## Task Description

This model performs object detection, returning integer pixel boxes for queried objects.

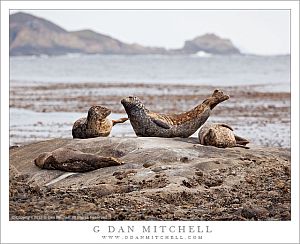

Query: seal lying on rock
[198,123,250,149]
[72,105,128,139]
[34,148,123,172]
[121,90,229,138]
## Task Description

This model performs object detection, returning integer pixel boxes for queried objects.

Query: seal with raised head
[34,147,123,172]
[72,105,128,139]
[121,89,229,138]
[198,123,250,149]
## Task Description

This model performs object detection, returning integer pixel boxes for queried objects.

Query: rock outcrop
[181,33,240,55]
[10,137,290,220]
[10,12,240,56]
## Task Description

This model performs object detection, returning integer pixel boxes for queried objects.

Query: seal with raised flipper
[121,89,229,138]
[72,105,128,139]
[34,147,123,172]
[198,123,250,149]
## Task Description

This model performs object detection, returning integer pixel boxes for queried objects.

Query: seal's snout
[224,94,230,100]
[121,97,127,105]
[121,98,129,107]
[88,105,111,118]
[121,97,133,111]
[223,94,230,100]
[121,96,145,114]
[99,107,111,118]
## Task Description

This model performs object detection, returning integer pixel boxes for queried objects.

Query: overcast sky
[11,10,290,55]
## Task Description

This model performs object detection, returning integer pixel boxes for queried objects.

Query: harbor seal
[121,89,229,138]
[34,147,123,172]
[72,105,128,139]
[198,123,250,149]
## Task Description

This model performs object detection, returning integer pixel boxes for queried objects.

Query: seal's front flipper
[112,117,128,126]
[219,123,233,131]
[235,135,249,146]
[150,117,171,129]
[234,145,250,149]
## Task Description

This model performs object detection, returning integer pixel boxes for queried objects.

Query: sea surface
[10,54,290,92]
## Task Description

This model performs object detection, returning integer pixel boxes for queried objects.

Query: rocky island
[10,12,241,56]
[178,33,240,55]
[10,137,290,221]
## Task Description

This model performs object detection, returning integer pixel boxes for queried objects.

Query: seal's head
[212,89,230,102]
[88,105,111,120]
[34,152,51,168]
[205,128,217,144]
[121,96,146,114]
[199,123,236,148]
[203,89,230,109]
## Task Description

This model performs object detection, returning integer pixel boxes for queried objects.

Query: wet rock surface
[9,137,291,221]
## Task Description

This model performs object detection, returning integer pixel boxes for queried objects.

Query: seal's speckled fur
[72,105,128,139]
[34,148,123,172]
[121,90,229,138]
[199,123,249,149]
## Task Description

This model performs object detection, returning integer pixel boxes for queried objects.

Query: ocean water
[10,54,290,92]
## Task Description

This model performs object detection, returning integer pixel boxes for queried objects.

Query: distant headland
[10,12,241,56]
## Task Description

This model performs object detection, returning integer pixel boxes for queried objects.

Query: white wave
[192,51,212,58]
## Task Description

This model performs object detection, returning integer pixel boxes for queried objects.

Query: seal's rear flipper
[235,135,250,146]
[112,117,128,126]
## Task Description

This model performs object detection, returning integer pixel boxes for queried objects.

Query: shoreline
[10,81,290,113]
[9,81,291,148]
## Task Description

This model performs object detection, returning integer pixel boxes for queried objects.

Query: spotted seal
[72,105,128,139]
[198,123,250,149]
[34,147,123,172]
[121,89,229,138]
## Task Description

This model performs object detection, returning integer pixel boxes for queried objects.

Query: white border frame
[1,1,299,243]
